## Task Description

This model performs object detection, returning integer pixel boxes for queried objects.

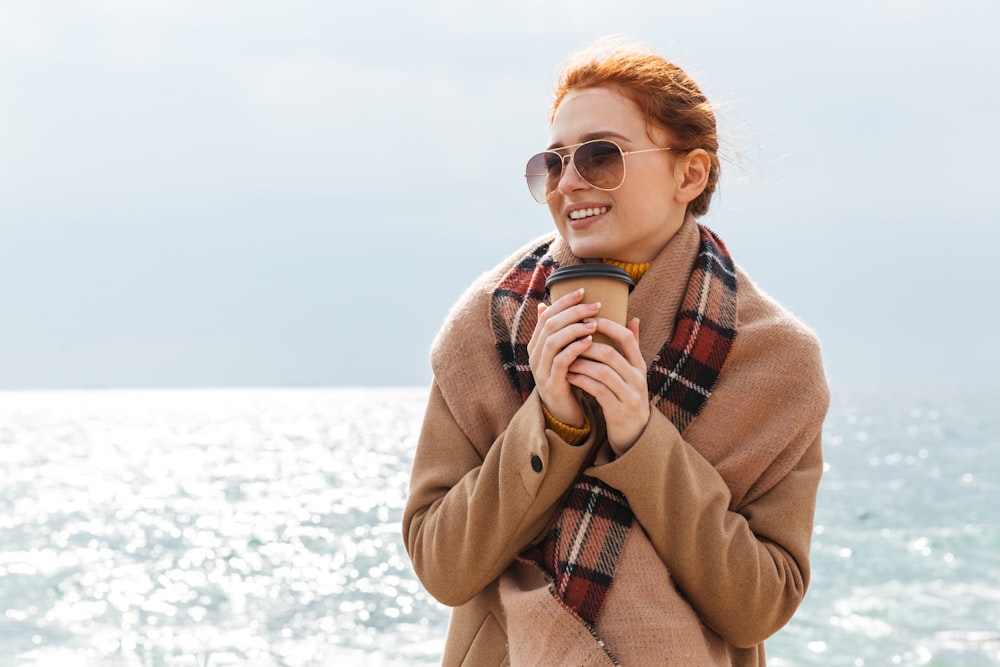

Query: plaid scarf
[490,225,738,639]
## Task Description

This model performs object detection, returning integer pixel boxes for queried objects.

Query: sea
[0,385,997,667]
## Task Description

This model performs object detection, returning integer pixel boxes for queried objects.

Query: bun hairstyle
[552,41,721,218]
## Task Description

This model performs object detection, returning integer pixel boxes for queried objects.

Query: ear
[673,149,711,205]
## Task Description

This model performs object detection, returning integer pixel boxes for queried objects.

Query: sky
[1,0,998,391]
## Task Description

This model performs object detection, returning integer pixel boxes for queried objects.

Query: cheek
[618,191,668,235]
[547,201,564,225]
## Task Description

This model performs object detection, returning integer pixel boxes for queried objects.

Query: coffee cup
[545,264,634,346]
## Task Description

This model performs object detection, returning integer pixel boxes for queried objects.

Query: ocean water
[0,386,997,666]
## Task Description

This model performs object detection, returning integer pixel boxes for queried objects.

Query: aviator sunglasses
[524,139,672,203]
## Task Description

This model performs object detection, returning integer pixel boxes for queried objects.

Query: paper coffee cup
[545,264,634,346]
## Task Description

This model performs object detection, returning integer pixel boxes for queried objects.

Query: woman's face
[546,86,687,263]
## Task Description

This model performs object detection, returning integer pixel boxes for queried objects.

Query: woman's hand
[527,288,600,428]
[567,317,649,456]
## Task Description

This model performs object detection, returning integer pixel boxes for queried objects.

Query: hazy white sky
[2,0,997,390]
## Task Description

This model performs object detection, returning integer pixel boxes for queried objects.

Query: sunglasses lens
[525,151,562,203]
[574,140,625,190]
[524,141,626,203]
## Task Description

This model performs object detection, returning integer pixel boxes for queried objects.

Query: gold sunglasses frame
[525,139,672,203]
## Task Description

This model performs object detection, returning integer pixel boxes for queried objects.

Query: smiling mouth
[568,206,609,221]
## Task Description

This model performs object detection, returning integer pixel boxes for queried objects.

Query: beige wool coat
[403,219,830,666]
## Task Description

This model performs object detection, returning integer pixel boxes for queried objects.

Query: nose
[556,153,589,194]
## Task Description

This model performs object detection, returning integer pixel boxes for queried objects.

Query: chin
[564,236,611,261]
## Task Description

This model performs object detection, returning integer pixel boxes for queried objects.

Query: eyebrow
[547,131,630,151]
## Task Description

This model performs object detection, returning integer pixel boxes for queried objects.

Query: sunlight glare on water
[767,385,1000,667]
[0,388,446,667]
[1,385,998,666]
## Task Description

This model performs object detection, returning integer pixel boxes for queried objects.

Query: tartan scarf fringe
[490,225,737,644]
[521,476,632,630]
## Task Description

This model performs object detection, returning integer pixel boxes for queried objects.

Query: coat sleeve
[590,407,824,649]
[402,380,596,607]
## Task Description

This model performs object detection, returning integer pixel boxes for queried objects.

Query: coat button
[530,454,543,473]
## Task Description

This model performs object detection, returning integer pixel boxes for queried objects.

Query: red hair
[552,43,720,217]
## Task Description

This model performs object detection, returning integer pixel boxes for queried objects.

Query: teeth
[569,207,608,220]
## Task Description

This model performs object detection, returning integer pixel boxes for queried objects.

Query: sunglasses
[524,139,672,204]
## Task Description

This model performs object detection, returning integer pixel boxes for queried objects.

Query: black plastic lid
[545,264,634,290]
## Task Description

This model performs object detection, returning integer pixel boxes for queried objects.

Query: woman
[403,41,829,666]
